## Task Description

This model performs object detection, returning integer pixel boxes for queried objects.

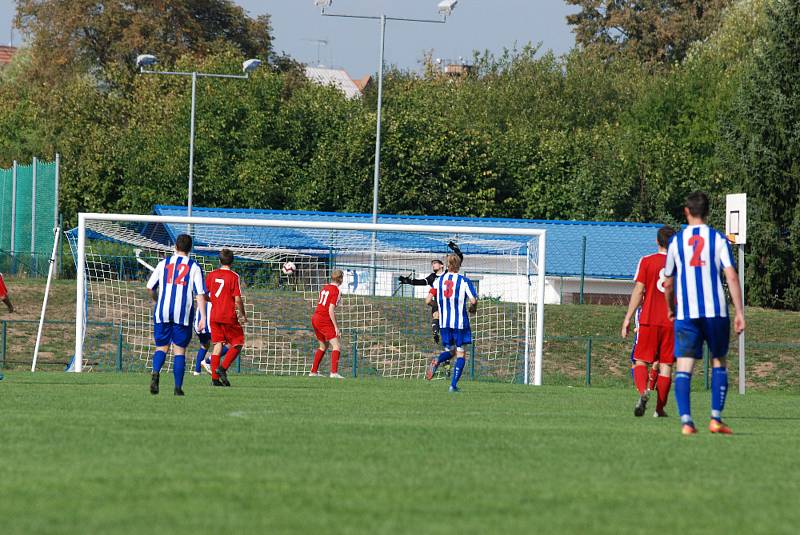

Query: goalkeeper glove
[398,275,412,285]
[448,241,462,255]
[468,302,477,314]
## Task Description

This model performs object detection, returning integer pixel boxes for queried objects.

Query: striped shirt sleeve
[664,237,678,278]
[146,260,163,289]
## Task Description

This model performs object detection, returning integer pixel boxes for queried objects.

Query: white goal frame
[73,212,547,384]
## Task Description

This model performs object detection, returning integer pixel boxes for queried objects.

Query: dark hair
[175,234,193,254]
[219,248,234,266]
[685,191,709,219]
[657,225,676,248]
[431,259,444,267]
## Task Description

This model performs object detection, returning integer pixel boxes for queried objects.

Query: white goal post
[72,212,546,384]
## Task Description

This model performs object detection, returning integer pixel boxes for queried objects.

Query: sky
[0,1,578,76]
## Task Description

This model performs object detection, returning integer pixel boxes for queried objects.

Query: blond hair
[331,269,344,284]
[447,254,461,273]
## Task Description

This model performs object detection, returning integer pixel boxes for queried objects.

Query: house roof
[0,46,17,66]
[153,206,662,280]
[304,66,363,99]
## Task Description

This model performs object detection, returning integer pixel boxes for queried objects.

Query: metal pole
[32,226,60,372]
[369,15,387,296]
[10,160,16,266]
[54,153,60,232]
[524,242,531,385]
[74,214,86,372]
[534,231,547,386]
[31,156,37,263]
[373,15,386,226]
[738,244,745,394]
[188,72,197,219]
[579,236,587,304]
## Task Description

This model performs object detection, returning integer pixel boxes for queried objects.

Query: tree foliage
[3,0,799,307]
[566,0,734,64]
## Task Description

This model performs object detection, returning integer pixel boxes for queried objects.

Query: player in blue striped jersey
[424,254,477,392]
[663,192,745,435]
[146,234,207,396]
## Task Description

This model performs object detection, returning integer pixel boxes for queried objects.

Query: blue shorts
[440,327,472,350]
[154,322,193,349]
[196,332,211,347]
[674,317,730,359]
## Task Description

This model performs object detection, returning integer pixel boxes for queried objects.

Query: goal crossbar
[73,212,547,384]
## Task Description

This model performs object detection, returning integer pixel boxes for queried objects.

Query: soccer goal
[67,212,546,384]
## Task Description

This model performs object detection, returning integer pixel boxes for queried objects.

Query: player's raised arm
[145,260,161,303]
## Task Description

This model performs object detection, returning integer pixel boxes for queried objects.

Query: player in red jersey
[0,272,13,313]
[309,270,344,379]
[205,249,247,387]
[622,225,676,417]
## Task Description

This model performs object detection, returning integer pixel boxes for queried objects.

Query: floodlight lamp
[437,0,458,16]
[136,54,157,68]
[243,59,262,73]
[314,0,333,9]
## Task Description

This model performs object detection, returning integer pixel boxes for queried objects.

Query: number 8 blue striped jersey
[434,272,477,331]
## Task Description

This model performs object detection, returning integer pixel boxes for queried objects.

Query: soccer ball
[281,262,297,275]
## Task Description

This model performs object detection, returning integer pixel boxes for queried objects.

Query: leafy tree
[719,0,800,308]
[566,0,733,64]
[15,0,273,82]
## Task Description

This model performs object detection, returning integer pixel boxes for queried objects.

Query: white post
[74,214,87,372]
[31,156,37,259]
[524,242,531,385]
[54,154,60,232]
[188,72,197,219]
[534,230,547,386]
[738,244,745,394]
[369,15,387,296]
[10,160,16,262]
[32,226,60,372]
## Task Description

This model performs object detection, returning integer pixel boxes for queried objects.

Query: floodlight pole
[321,9,448,294]
[138,67,252,220]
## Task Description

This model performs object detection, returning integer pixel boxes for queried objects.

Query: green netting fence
[0,156,60,276]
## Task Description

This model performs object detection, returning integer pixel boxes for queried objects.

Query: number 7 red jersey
[313,284,340,318]
[206,268,242,324]
[634,252,671,327]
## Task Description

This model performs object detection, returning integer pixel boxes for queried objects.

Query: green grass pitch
[1,372,798,534]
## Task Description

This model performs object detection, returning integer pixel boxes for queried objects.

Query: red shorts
[312,314,337,342]
[210,321,245,346]
[634,324,674,364]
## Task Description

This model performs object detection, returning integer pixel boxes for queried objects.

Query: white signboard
[725,193,747,245]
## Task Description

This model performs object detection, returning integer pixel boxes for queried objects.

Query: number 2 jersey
[633,252,671,327]
[665,224,734,320]
[433,272,477,331]
[146,254,206,326]
[206,269,242,324]
[313,283,340,321]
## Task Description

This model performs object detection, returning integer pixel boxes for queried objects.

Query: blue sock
[173,355,186,389]
[221,345,229,358]
[674,371,693,425]
[451,357,465,389]
[194,347,207,373]
[711,367,728,421]
[152,350,167,373]
[436,351,453,367]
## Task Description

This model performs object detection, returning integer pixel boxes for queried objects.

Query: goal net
[67,213,546,384]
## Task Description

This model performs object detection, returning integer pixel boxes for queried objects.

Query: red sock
[211,353,221,380]
[656,375,672,413]
[633,365,648,395]
[311,349,325,373]
[648,366,659,391]
[331,350,341,374]
[221,347,241,370]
